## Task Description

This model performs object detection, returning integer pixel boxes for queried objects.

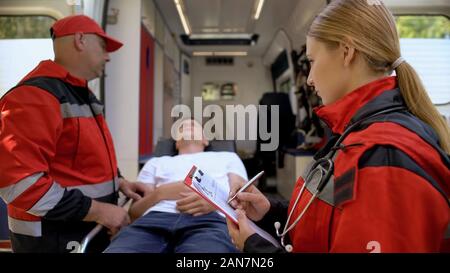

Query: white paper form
[184,165,281,248]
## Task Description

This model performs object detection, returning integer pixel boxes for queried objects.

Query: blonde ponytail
[308,0,450,153]
[396,62,450,153]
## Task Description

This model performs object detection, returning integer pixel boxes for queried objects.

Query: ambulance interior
[0,0,449,252]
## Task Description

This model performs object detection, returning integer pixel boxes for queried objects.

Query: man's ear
[73,32,86,52]
[340,40,356,67]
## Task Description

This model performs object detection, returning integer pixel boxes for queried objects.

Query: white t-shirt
[137,151,248,216]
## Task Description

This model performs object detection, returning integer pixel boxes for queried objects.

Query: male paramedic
[0,15,150,253]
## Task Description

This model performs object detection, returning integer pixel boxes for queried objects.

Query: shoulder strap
[358,111,450,170]
[2,77,100,106]
[357,111,450,206]
[2,77,70,102]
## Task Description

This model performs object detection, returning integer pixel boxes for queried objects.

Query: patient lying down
[104,119,248,253]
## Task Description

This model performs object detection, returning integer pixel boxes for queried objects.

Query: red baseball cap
[50,15,123,52]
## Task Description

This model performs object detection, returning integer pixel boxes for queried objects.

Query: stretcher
[77,195,131,253]
[77,139,237,253]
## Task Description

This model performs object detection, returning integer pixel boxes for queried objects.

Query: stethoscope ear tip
[285,244,293,252]
[274,221,281,230]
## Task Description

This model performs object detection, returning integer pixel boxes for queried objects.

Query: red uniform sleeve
[330,167,449,253]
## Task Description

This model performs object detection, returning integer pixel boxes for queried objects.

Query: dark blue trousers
[104,211,239,253]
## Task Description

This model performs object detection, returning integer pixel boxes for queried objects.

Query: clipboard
[184,165,280,248]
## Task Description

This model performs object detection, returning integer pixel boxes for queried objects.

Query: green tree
[395,16,450,39]
[0,16,55,39]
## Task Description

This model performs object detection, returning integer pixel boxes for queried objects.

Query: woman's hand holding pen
[226,173,271,251]
[227,173,270,221]
[226,209,255,251]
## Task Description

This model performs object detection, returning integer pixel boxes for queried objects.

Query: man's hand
[119,178,153,201]
[226,209,256,251]
[84,200,130,236]
[176,191,215,216]
[128,181,184,221]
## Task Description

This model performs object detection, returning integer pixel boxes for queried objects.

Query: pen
[227,171,264,204]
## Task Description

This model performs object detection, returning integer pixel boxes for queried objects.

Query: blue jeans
[104,211,239,253]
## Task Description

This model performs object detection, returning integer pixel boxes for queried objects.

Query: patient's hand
[176,191,215,216]
[128,181,188,221]
[157,181,191,200]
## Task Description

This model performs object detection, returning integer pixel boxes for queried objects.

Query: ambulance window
[0,16,56,97]
[395,15,450,105]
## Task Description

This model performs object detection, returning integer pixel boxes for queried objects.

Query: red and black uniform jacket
[245,76,450,253]
[0,60,120,252]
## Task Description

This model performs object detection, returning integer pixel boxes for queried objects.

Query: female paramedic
[227,0,450,253]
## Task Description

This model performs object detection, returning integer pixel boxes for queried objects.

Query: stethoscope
[274,106,406,252]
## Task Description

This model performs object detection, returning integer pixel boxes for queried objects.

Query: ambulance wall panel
[190,56,272,155]
[105,0,141,179]
[139,26,155,159]
[153,43,164,147]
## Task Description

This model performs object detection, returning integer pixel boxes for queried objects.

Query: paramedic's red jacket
[245,76,450,253]
[0,60,119,252]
